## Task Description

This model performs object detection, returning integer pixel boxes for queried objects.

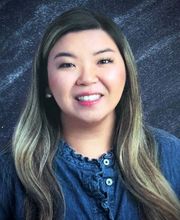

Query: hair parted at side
[12,7,180,220]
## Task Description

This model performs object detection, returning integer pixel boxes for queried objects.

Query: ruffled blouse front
[54,140,139,220]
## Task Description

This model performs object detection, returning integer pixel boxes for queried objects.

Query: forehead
[49,29,119,54]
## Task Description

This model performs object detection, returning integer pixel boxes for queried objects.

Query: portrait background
[1,0,180,147]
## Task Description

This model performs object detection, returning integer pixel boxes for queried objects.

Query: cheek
[47,70,65,96]
[47,62,64,92]
[48,74,60,93]
[104,66,126,89]
[48,71,77,99]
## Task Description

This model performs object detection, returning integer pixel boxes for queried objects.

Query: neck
[61,114,115,159]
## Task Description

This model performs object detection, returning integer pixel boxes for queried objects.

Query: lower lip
[76,97,102,106]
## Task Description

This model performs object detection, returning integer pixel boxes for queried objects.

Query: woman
[0,7,179,220]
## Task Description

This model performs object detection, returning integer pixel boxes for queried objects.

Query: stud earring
[45,93,52,98]
[45,88,52,98]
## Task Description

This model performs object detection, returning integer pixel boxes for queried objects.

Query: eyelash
[97,58,113,64]
[58,63,75,69]
[57,58,114,69]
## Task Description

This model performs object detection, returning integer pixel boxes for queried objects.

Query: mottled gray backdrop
[0,0,180,147]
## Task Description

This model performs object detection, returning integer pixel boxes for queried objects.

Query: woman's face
[47,29,126,126]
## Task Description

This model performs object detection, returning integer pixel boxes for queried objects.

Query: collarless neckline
[56,139,115,169]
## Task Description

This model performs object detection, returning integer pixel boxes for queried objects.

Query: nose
[76,65,98,86]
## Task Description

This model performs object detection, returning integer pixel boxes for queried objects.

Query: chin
[77,113,114,125]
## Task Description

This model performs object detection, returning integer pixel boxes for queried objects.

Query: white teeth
[77,94,101,101]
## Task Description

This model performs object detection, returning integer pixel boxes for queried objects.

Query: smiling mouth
[76,94,102,101]
[75,93,103,106]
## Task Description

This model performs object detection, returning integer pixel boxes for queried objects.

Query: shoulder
[148,126,180,196]
[0,147,15,216]
[0,146,15,184]
[0,146,18,194]
[148,126,180,147]
[148,126,180,164]
[0,146,25,218]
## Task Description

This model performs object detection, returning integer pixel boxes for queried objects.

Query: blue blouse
[0,127,180,220]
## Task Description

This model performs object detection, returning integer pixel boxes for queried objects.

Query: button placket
[87,151,115,216]
[102,158,114,188]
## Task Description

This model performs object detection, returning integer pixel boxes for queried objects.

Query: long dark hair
[12,7,180,220]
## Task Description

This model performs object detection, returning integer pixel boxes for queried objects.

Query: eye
[58,63,75,69]
[97,58,113,65]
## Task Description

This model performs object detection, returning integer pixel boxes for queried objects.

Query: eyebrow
[54,48,115,60]
[93,48,115,55]
[54,52,77,60]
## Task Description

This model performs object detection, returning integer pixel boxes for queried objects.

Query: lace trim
[56,139,114,169]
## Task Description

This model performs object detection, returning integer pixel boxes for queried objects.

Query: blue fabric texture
[0,127,180,220]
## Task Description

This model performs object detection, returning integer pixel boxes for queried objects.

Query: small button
[103,159,110,166]
[106,178,113,186]
[101,200,108,209]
